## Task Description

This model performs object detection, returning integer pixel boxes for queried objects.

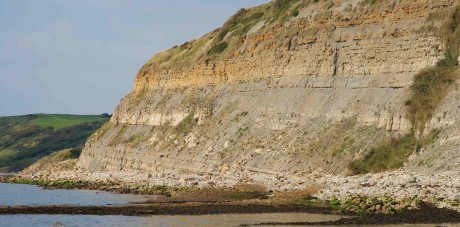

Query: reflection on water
[0,213,345,227]
[0,183,347,226]
[0,183,156,206]
[1,214,459,227]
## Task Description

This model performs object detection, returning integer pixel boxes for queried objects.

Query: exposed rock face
[408,78,460,172]
[78,0,459,186]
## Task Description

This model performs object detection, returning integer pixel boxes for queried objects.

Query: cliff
[77,0,460,188]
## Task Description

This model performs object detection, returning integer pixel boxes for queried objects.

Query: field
[32,114,108,130]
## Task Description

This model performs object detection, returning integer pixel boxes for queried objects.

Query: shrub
[292,9,300,17]
[347,131,440,175]
[217,29,229,41]
[68,146,83,158]
[406,67,459,133]
[348,135,418,174]
[207,42,228,56]
[347,160,368,175]
[270,0,303,22]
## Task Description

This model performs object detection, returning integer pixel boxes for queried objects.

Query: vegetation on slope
[174,113,198,136]
[347,131,440,174]
[348,6,460,175]
[363,0,379,5]
[0,114,109,172]
[142,0,307,70]
[406,6,460,134]
[21,148,82,174]
[406,67,460,134]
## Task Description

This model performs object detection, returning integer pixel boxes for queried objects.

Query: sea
[0,183,458,227]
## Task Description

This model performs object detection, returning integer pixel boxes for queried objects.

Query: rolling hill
[0,114,109,172]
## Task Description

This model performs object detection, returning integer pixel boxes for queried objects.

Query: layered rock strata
[78,0,459,187]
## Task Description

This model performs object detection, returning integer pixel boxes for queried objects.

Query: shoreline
[17,168,460,204]
[4,171,460,212]
[1,203,460,226]
[0,175,171,196]
[2,176,460,225]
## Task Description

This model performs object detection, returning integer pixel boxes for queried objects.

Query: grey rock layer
[76,0,460,188]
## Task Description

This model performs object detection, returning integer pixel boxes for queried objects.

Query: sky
[0,0,270,116]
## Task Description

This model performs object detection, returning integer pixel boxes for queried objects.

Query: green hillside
[0,114,110,172]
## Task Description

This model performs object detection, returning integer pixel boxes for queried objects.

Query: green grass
[221,9,264,36]
[33,114,108,130]
[174,113,197,136]
[348,135,418,174]
[363,0,378,5]
[1,177,171,196]
[406,67,459,133]
[270,0,304,22]
[207,42,229,56]
[124,133,148,148]
[0,114,109,172]
[348,130,440,175]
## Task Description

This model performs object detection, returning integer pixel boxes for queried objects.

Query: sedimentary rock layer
[78,0,459,186]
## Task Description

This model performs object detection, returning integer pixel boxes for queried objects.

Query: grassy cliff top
[139,0,443,74]
[141,0,306,71]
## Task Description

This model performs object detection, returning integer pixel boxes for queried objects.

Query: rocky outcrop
[77,0,460,187]
[21,149,78,177]
[315,170,460,212]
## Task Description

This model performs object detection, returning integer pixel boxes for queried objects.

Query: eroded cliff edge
[77,0,460,188]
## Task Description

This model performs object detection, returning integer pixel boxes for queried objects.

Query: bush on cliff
[207,42,228,56]
[348,135,418,174]
[348,130,440,175]
[406,67,459,134]
[406,6,460,135]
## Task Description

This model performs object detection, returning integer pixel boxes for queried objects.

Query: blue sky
[0,0,270,116]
